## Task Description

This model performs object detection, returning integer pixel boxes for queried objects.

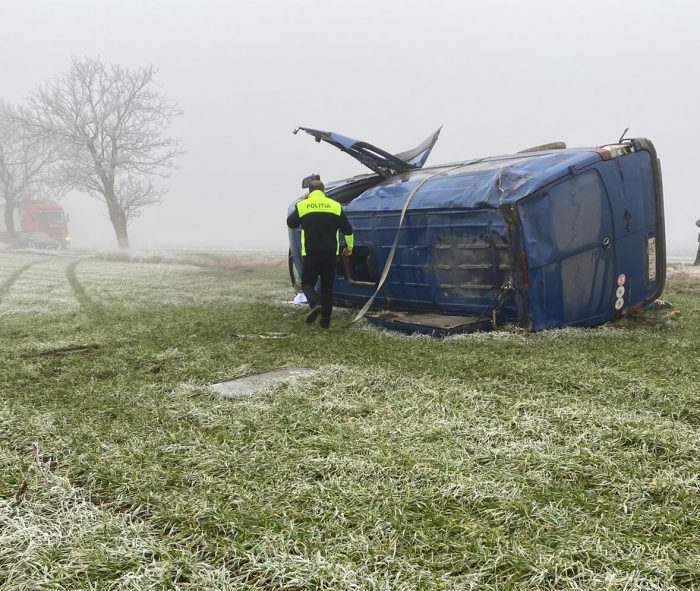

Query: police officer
[695,219,700,266]
[286,180,354,328]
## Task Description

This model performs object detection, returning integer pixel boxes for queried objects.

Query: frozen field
[0,250,699,590]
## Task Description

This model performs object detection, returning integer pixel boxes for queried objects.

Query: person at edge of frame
[286,179,354,328]
[695,219,700,266]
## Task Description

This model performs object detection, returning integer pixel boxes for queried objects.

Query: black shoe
[319,321,330,329]
[305,305,322,325]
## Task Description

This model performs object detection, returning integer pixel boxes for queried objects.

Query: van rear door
[593,141,665,307]
[515,169,619,329]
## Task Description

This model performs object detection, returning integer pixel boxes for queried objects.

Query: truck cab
[18,201,70,249]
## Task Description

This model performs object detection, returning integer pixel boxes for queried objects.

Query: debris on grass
[210,367,315,397]
[33,343,100,357]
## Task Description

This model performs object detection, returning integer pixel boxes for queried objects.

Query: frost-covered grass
[0,258,82,317]
[0,251,699,590]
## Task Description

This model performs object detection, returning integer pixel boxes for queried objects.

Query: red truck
[0,200,70,248]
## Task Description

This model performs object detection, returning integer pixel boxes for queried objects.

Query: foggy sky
[1,0,699,255]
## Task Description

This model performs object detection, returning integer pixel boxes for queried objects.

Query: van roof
[345,147,603,212]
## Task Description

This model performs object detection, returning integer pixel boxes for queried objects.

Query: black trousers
[301,254,337,326]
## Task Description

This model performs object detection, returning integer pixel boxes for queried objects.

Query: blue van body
[288,130,665,334]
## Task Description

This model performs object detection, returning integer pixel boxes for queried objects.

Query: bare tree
[17,57,182,248]
[0,101,58,237]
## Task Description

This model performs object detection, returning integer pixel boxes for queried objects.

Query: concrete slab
[210,367,314,397]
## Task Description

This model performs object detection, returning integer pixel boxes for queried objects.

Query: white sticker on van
[616,286,625,299]
[647,237,656,280]
[615,298,625,310]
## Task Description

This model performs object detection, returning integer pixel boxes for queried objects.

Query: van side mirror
[301,174,320,189]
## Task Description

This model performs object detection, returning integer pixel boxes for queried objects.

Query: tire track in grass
[0,261,39,302]
[66,260,103,315]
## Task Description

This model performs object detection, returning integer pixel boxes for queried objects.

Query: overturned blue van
[288,127,665,334]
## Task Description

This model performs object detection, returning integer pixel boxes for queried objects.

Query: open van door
[293,126,442,177]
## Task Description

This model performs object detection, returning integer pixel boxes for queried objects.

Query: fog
[1,0,699,256]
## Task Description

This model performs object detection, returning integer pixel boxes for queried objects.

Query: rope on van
[349,162,474,324]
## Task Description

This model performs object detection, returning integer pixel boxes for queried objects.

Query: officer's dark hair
[309,180,325,192]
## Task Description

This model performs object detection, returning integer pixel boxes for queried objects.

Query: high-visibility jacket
[286,190,354,256]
